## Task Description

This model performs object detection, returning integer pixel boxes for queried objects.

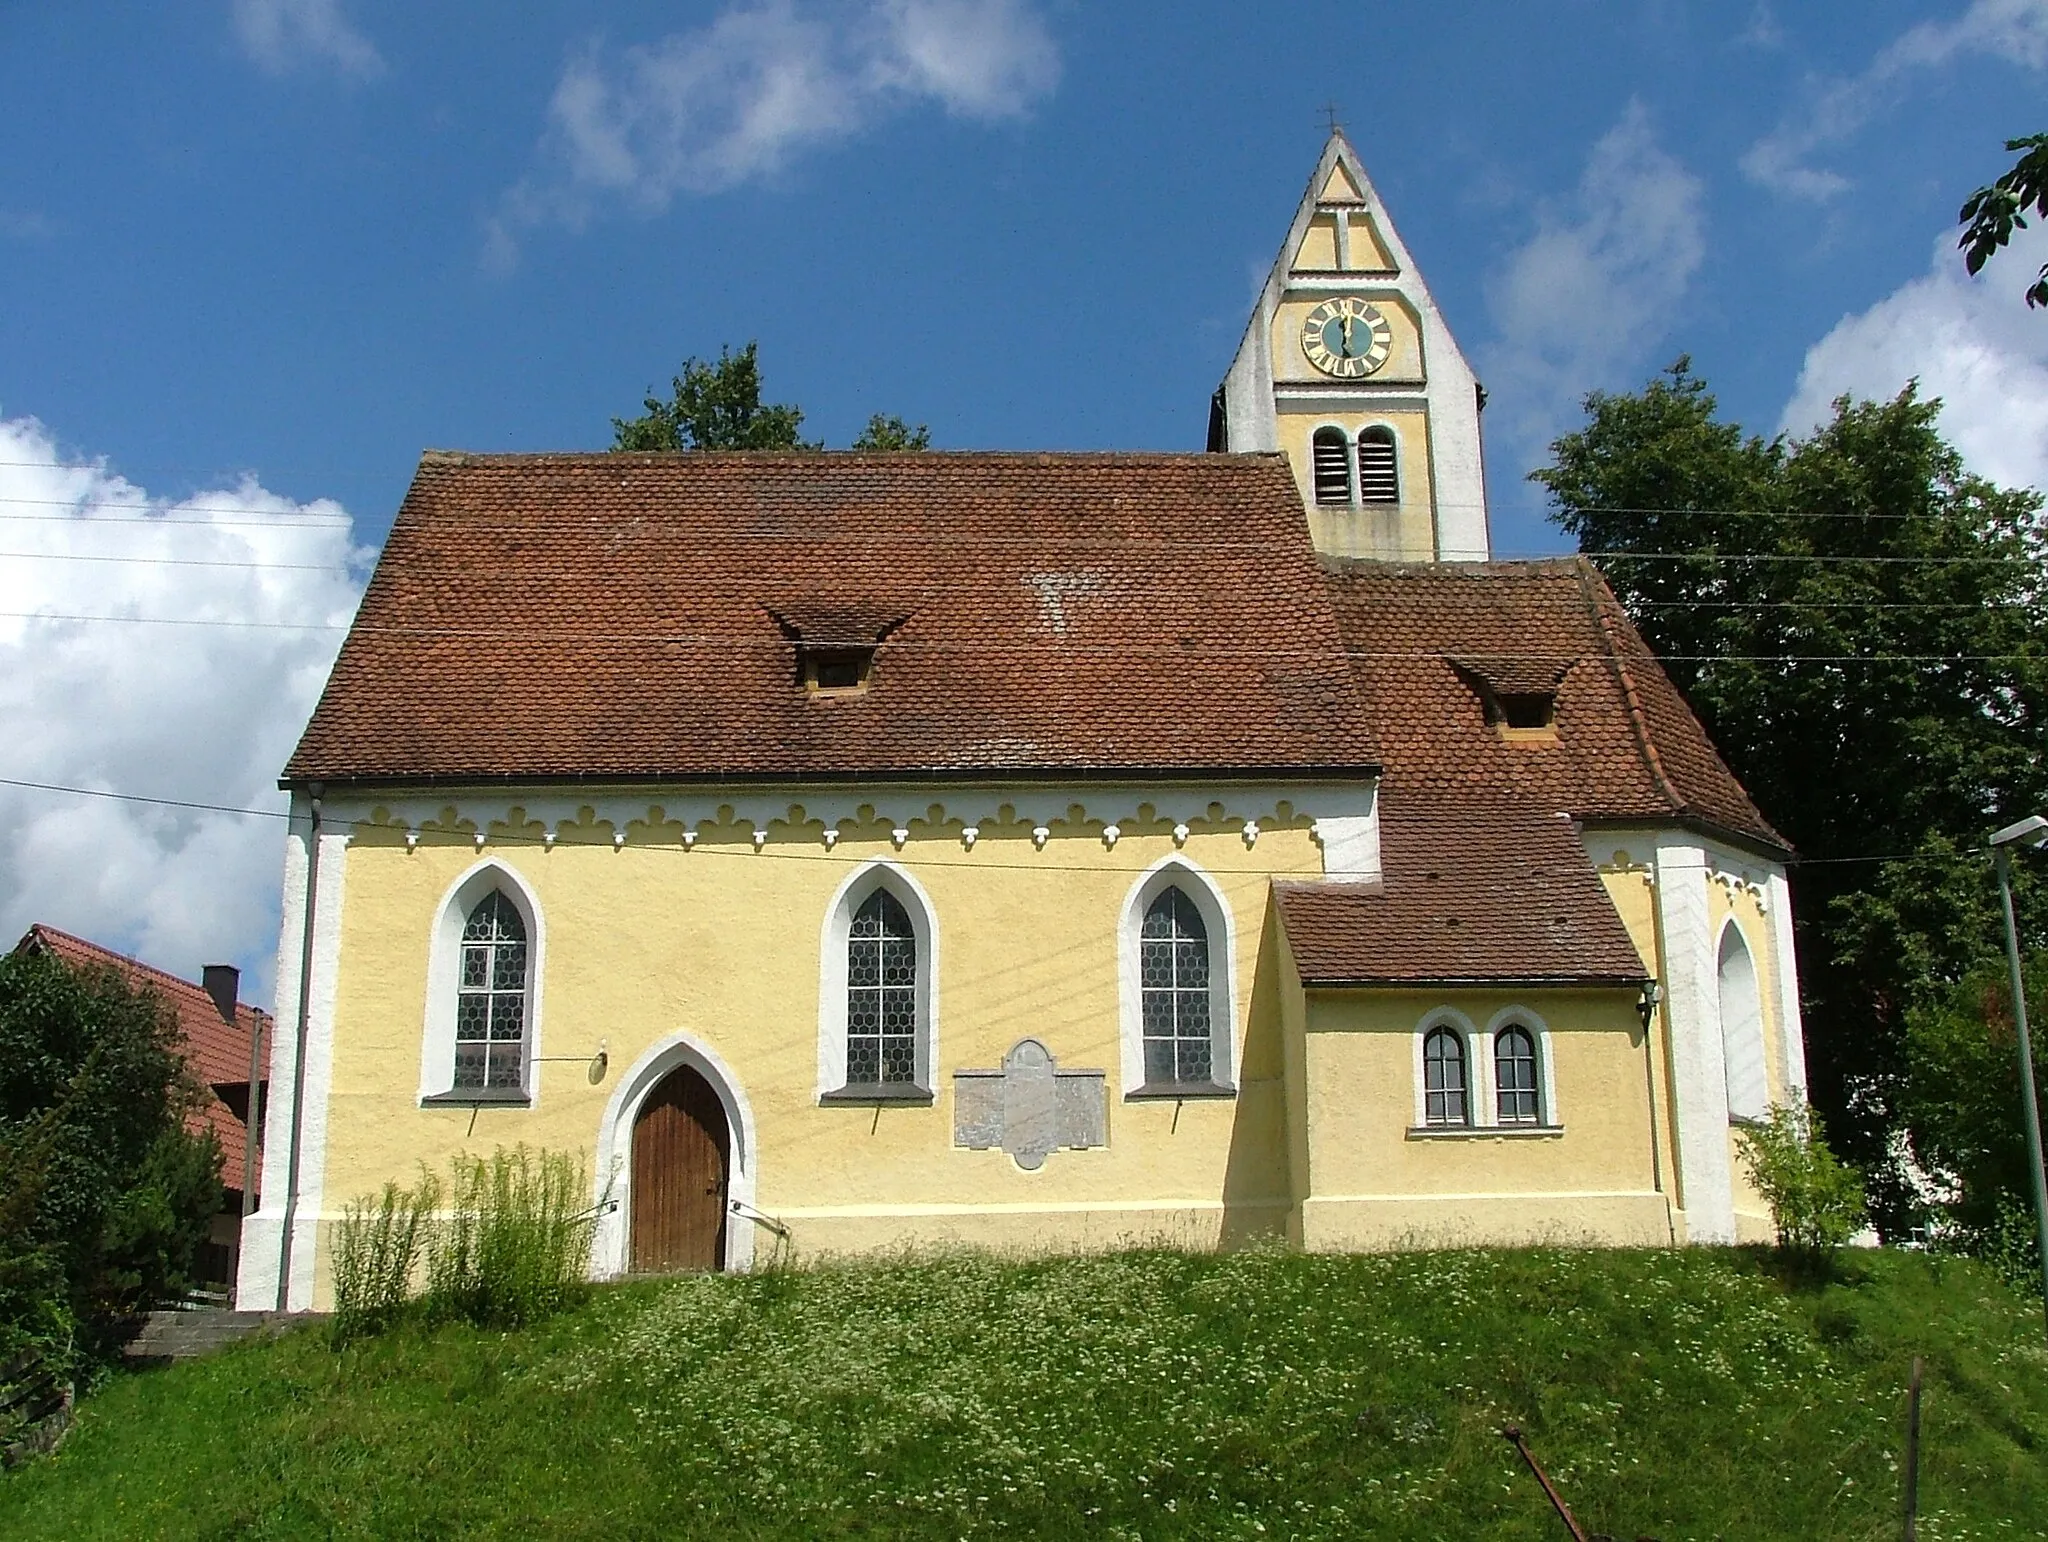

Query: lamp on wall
[1636,980,1663,1033]
[532,1037,609,1085]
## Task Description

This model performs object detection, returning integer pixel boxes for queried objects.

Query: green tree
[850,413,931,451]
[0,951,222,1362]
[611,341,818,452]
[1900,951,2048,1244]
[1534,362,2048,1227]
[1959,134,2048,309]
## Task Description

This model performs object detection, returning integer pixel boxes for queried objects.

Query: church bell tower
[1211,132,1490,562]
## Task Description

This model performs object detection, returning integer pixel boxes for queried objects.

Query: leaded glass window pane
[1423,1027,1468,1126]
[847,889,918,1086]
[1140,888,1216,1088]
[1495,1026,1539,1125]
[453,891,528,1090]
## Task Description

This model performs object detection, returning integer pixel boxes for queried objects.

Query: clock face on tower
[1301,297,1393,378]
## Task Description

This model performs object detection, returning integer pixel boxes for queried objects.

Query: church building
[238,135,1805,1312]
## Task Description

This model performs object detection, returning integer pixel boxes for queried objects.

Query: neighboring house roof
[286,451,1381,786]
[1321,557,1784,854]
[14,925,266,1195]
[1273,801,1649,987]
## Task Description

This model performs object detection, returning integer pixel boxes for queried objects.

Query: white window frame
[816,859,939,1099]
[1412,1008,1480,1127]
[418,858,544,1104]
[1484,1006,1559,1128]
[1717,919,1770,1123]
[1118,856,1238,1097]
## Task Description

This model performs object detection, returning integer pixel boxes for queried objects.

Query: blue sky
[3,0,2047,990]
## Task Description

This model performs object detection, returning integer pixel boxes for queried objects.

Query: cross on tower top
[1320,104,1344,138]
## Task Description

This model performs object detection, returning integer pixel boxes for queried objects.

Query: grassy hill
[1,1246,2043,1539]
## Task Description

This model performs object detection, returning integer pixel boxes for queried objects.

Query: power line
[1,610,2041,663]
[1,540,2041,573]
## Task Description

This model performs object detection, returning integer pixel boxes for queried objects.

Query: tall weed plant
[1736,1102,1867,1256]
[328,1146,597,1344]
[426,1146,594,1330]
[331,1175,439,1344]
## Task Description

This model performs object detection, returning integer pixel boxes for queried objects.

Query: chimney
[201,964,240,1026]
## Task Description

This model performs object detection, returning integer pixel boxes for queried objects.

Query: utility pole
[1990,814,2048,1335]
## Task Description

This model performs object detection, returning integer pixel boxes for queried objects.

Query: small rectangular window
[1500,693,1554,730]
[804,647,873,693]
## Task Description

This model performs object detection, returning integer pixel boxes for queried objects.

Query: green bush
[426,1146,594,1330]
[331,1174,439,1344]
[1736,1102,1868,1255]
[0,951,222,1369]
[331,1146,598,1343]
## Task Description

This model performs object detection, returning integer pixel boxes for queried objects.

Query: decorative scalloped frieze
[325,782,1382,878]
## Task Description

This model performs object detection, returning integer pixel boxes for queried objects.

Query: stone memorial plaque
[953,1039,1107,1169]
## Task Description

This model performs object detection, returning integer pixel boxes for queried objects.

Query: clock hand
[1340,313,1355,355]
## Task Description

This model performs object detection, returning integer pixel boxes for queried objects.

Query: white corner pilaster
[234,795,347,1312]
[1764,866,1809,1104]
[1652,837,1735,1243]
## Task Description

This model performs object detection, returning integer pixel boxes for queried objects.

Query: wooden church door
[629,1064,730,1272]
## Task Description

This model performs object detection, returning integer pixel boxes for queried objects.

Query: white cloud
[1743,0,2048,199]
[1780,221,2048,496]
[1736,3,1786,51]
[1482,102,1707,476]
[488,0,1058,263]
[0,414,368,1005]
[230,0,384,79]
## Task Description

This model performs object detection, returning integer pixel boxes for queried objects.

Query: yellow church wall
[1293,215,1339,271]
[1292,989,1670,1250]
[1344,211,1396,272]
[1592,859,1684,1239]
[303,808,1324,1305]
[1276,405,1436,561]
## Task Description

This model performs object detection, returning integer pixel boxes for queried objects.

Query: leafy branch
[1958,133,2048,309]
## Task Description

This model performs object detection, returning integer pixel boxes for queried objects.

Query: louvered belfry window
[455,891,527,1090]
[848,889,918,1085]
[1357,426,1399,503]
[1311,427,1353,506]
[1423,1026,1468,1126]
[1140,888,1213,1085]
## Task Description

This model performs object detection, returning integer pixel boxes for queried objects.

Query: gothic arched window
[1494,1024,1540,1125]
[1311,427,1353,506]
[848,889,919,1086]
[1140,888,1213,1085]
[1719,923,1769,1122]
[455,891,528,1090]
[1422,1025,1468,1126]
[1357,426,1399,503]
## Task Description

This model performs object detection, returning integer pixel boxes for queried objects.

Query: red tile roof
[1275,800,1649,986]
[286,451,1381,785]
[14,925,266,1195]
[1322,557,1783,853]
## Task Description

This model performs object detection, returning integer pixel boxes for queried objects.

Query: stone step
[122,1309,304,1364]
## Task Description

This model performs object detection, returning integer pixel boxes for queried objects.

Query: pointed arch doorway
[629,1063,730,1273]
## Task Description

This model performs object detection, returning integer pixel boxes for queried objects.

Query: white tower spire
[1212,133,1490,562]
